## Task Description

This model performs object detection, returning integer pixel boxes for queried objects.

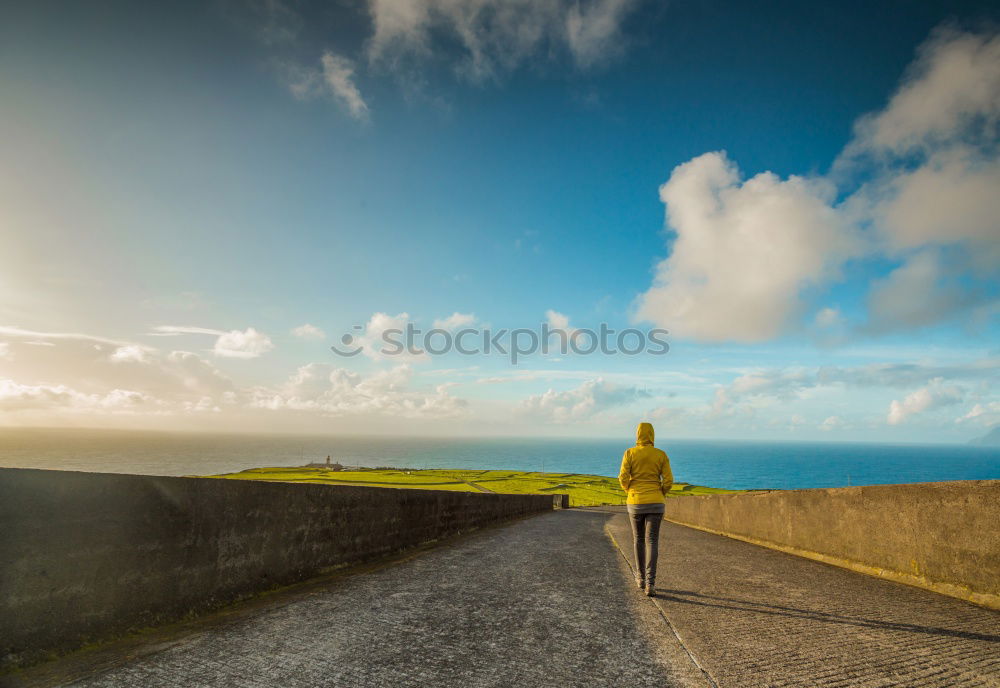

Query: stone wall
[0,468,553,670]
[663,480,1000,609]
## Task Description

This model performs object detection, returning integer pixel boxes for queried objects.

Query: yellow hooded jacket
[618,423,673,505]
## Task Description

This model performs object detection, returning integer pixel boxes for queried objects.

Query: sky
[0,0,998,442]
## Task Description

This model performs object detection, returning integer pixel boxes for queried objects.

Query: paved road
[54,511,704,688]
[607,514,1000,688]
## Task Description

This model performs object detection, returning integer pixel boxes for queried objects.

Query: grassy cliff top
[201,467,742,507]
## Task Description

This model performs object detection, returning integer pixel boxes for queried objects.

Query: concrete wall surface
[0,468,552,670]
[664,480,1000,610]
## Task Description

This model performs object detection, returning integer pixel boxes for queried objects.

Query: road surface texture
[606,513,1000,688]
[34,510,704,688]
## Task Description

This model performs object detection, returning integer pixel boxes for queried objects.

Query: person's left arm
[618,450,632,492]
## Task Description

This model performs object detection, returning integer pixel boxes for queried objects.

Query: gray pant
[629,512,662,585]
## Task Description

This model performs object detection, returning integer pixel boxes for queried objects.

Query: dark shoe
[636,577,646,591]
[646,582,656,597]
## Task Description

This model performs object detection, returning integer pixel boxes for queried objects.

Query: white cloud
[349,312,428,361]
[319,52,369,120]
[109,345,148,363]
[545,309,572,331]
[0,379,154,413]
[636,28,1000,341]
[152,325,274,359]
[163,351,234,396]
[252,363,467,418]
[287,51,369,120]
[845,29,1000,331]
[476,373,540,385]
[867,150,1000,254]
[728,369,812,400]
[706,359,998,426]
[0,342,9,359]
[565,0,636,69]
[956,402,1000,427]
[816,358,1000,389]
[543,309,586,352]
[0,325,140,348]
[213,328,274,359]
[150,325,225,337]
[845,29,1000,157]
[0,327,235,410]
[433,312,476,330]
[519,377,650,422]
[366,0,639,82]
[635,152,855,342]
[865,251,975,332]
[820,415,843,431]
[886,378,964,425]
[291,323,326,340]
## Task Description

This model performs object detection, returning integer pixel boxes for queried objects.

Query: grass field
[202,466,742,507]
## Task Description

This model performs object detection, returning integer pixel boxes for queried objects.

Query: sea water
[0,428,997,490]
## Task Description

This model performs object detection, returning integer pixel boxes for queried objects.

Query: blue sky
[0,0,998,442]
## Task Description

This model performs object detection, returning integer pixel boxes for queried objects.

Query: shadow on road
[654,589,1000,643]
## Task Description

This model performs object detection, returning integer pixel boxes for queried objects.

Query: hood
[636,422,655,446]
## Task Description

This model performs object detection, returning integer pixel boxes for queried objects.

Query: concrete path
[48,511,704,688]
[607,514,1000,688]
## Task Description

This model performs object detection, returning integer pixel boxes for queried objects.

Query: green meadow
[202,467,741,507]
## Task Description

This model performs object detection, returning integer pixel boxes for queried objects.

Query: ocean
[0,428,997,490]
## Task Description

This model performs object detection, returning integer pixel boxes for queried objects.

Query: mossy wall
[664,480,1000,609]
[0,468,552,670]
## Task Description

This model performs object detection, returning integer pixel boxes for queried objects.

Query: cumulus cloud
[706,358,998,425]
[956,402,1000,427]
[545,309,573,331]
[543,309,587,352]
[433,312,476,330]
[0,323,240,424]
[845,29,1000,158]
[820,415,844,431]
[366,0,640,82]
[152,325,274,359]
[213,328,274,359]
[345,312,428,361]
[864,151,1000,254]
[886,378,964,425]
[252,363,467,418]
[109,345,149,363]
[865,251,978,331]
[635,152,855,341]
[0,323,471,425]
[729,358,999,395]
[0,379,154,414]
[519,377,650,422]
[291,323,326,340]
[163,351,235,397]
[845,29,1000,331]
[634,28,1000,342]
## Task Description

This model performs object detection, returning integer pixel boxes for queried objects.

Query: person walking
[618,422,673,597]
